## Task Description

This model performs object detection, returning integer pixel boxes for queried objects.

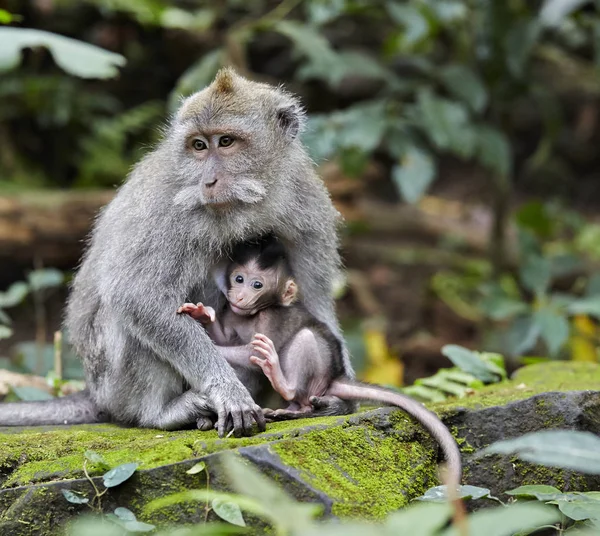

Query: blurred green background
[1,0,600,399]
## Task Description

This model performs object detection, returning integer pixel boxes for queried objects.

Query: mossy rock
[1,361,599,535]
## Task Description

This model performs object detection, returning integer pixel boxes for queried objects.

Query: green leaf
[386,4,430,48]
[0,282,29,308]
[61,489,89,504]
[475,124,512,178]
[505,484,562,500]
[520,255,551,298]
[168,49,223,112]
[481,430,600,474]
[222,453,321,532]
[587,274,600,296]
[114,507,136,522]
[392,145,437,203]
[0,28,126,78]
[0,325,13,339]
[402,384,448,403]
[0,10,16,24]
[558,500,600,522]
[534,308,569,356]
[481,296,529,321]
[102,462,139,488]
[385,502,452,532]
[418,375,472,398]
[506,314,541,356]
[540,0,589,28]
[505,20,542,77]
[306,0,346,26]
[84,450,110,469]
[123,520,156,533]
[440,65,488,114]
[12,386,54,401]
[186,461,206,475]
[27,268,64,291]
[441,345,500,383]
[568,296,600,319]
[515,201,554,238]
[417,89,475,158]
[417,484,491,502]
[212,498,246,527]
[442,502,561,536]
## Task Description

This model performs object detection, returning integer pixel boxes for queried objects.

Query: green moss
[272,415,438,519]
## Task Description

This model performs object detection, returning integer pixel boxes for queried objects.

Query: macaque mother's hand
[207,380,266,437]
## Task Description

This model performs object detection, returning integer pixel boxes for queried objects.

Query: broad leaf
[385,502,452,532]
[102,462,139,488]
[520,255,551,297]
[12,386,53,401]
[506,314,541,356]
[186,461,206,475]
[441,345,500,383]
[122,520,155,533]
[0,28,125,78]
[558,500,600,522]
[61,489,89,504]
[386,4,430,48]
[505,20,542,77]
[114,507,136,522]
[440,65,488,113]
[475,125,512,178]
[0,282,29,308]
[481,430,600,474]
[534,308,570,356]
[0,325,13,339]
[442,502,560,536]
[212,498,246,527]
[84,450,110,469]
[540,0,589,28]
[568,296,600,319]
[505,484,562,500]
[392,145,437,203]
[417,484,491,502]
[168,49,223,112]
[27,268,64,291]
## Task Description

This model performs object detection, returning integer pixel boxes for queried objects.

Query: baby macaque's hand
[251,333,295,401]
[176,302,216,324]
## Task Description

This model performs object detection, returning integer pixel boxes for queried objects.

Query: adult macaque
[178,238,462,486]
[0,69,354,436]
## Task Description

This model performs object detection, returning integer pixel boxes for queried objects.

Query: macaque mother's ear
[276,103,305,140]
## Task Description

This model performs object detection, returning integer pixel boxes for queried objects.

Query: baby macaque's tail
[0,390,105,426]
[328,379,462,489]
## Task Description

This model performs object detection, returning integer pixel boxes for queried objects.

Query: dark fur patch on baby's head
[213,68,235,94]
[230,235,291,274]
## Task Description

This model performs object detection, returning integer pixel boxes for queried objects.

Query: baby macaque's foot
[177,303,216,324]
[250,333,295,401]
[196,414,216,431]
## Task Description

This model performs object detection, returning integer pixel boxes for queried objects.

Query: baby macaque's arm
[177,303,257,368]
[250,333,297,402]
[177,303,229,345]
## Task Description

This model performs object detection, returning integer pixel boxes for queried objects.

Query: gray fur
[0,69,353,435]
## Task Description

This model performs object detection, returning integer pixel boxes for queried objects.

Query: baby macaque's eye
[235,275,244,284]
[252,281,263,290]
[192,138,207,151]
[218,136,234,147]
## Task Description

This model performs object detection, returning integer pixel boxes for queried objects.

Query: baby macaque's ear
[281,280,298,307]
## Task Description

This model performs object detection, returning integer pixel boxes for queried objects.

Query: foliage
[0,268,64,339]
[402,344,506,403]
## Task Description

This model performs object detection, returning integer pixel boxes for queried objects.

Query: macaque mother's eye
[252,281,263,289]
[192,139,206,151]
[235,275,244,283]
[219,136,234,147]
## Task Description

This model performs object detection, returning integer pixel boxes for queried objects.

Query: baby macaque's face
[227,260,281,316]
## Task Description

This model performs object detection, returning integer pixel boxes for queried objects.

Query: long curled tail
[328,379,462,488]
[0,390,105,426]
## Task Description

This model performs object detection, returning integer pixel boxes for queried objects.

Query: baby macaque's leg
[176,303,216,324]
[250,333,296,401]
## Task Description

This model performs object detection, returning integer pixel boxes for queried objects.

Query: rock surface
[1,361,599,535]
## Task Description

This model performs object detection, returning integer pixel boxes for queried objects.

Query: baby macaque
[178,239,461,486]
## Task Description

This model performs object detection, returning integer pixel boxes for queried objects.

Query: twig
[54,331,63,381]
